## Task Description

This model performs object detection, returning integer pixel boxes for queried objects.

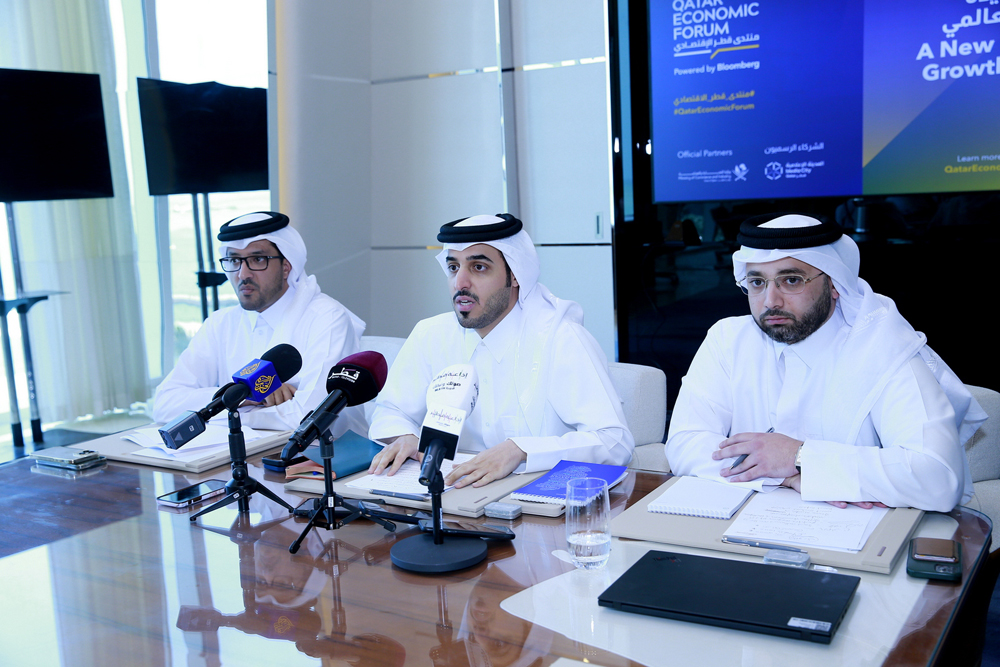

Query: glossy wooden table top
[0,455,990,667]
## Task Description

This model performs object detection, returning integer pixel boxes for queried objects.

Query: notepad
[647,476,755,519]
[510,459,628,505]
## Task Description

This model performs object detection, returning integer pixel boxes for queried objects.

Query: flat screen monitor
[0,68,114,202]
[137,78,268,196]
[648,0,1000,203]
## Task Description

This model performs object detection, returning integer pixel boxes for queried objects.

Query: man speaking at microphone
[153,211,367,434]
[368,214,634,488]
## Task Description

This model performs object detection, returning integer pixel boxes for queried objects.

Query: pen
[721,536,805,553]
[730,427,774,470]
[370,489,430,502]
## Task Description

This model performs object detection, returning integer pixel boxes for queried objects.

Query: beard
[237,273,284,312]
[756,279,834,344]
[454,284,513,331]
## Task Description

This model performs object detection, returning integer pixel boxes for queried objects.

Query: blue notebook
[302,430,383,479]
[510,459,628,504]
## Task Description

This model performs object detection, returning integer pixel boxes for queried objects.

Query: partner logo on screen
[734,164,748,181]
[764,162,783,180]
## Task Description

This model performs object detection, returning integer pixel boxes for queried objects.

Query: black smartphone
[156,480,227,508]
[417,519,515,540]
[906,537,961,582]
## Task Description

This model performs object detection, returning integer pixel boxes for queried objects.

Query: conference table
[0,451,991,667]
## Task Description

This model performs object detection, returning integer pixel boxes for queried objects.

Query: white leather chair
[359,335,407,424]
[359,335,406,370]
[607,362,668,460]
[962,384,1000,551]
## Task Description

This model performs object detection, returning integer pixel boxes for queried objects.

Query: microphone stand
[389,440,489,573]
[289,427,397,554]
[190,406,294,522]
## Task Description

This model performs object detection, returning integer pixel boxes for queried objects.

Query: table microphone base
[390,533,488,573]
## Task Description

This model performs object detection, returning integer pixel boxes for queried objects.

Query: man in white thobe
[368,214,634,488]
[666,213,985,511]
[153,211,367,435]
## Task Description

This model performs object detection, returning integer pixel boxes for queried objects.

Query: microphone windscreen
[325,351,388,406]
[260,343,302,381]
[223,382,249,410]
[425,364,479,413]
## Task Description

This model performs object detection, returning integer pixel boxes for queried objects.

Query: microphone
[417,364,479,485]
[280,351,389,461]
[158,344,303,449]
[220,343,304,410]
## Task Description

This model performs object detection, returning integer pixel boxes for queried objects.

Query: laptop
[598,550,860,644]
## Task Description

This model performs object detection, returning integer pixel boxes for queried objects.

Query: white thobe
[152,284,367,435]
[369,303,634,472]
[666,308,971,511]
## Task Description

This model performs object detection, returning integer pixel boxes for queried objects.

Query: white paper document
[346,452,476,496]
[123,423,262,462]
[723,487,888,552]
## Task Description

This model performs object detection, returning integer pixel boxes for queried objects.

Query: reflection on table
[0,456,989,667]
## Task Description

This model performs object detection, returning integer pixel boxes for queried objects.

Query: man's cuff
[798,440,864,502]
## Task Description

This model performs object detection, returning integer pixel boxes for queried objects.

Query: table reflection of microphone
[281,351,389,462]
[177,518,405,666]
[159,343,303,449]
[418,364,479,485]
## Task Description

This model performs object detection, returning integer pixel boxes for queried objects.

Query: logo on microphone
[328,367,361,383]
[255,375,275,394]
[238,361,261,377]
[428,408,462,426]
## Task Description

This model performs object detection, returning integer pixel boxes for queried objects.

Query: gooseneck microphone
[417,364,479,485]
[280,351,389,461]
[158,343,303,449]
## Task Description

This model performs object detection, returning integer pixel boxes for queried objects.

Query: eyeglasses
[219,255,283,272]
[737,271,825,296]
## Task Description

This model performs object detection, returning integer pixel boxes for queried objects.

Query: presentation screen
[137,78,268,196]
[0,68,114,203]
[649,0,1000,202]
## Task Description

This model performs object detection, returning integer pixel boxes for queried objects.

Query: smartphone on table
[156,480,227,508]
[906,537,962,582]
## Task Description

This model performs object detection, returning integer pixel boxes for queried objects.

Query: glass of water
[565,477,611,570]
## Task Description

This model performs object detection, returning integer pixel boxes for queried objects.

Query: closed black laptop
[598,550,860,644]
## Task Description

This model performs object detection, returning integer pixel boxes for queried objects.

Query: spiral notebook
[647,476,754,520]
[510,459,628,505]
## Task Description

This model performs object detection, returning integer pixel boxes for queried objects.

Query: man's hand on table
[444,439,526,488]
[369,434,420,476]
[782,474,889,510]
[714,431,801,481]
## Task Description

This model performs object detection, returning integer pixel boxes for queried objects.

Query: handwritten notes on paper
[724,488,888,552]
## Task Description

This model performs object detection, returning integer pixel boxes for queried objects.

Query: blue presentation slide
[649,0,864,202]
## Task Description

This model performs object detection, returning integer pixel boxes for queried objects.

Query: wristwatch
[794,443,804,473]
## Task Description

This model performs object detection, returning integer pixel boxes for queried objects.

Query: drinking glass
[565,477,611,570]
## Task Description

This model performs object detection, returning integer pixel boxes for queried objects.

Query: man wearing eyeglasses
[666,213,986,511]
[152,211,367,434]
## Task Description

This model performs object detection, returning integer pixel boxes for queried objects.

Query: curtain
[0,0,148,421]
